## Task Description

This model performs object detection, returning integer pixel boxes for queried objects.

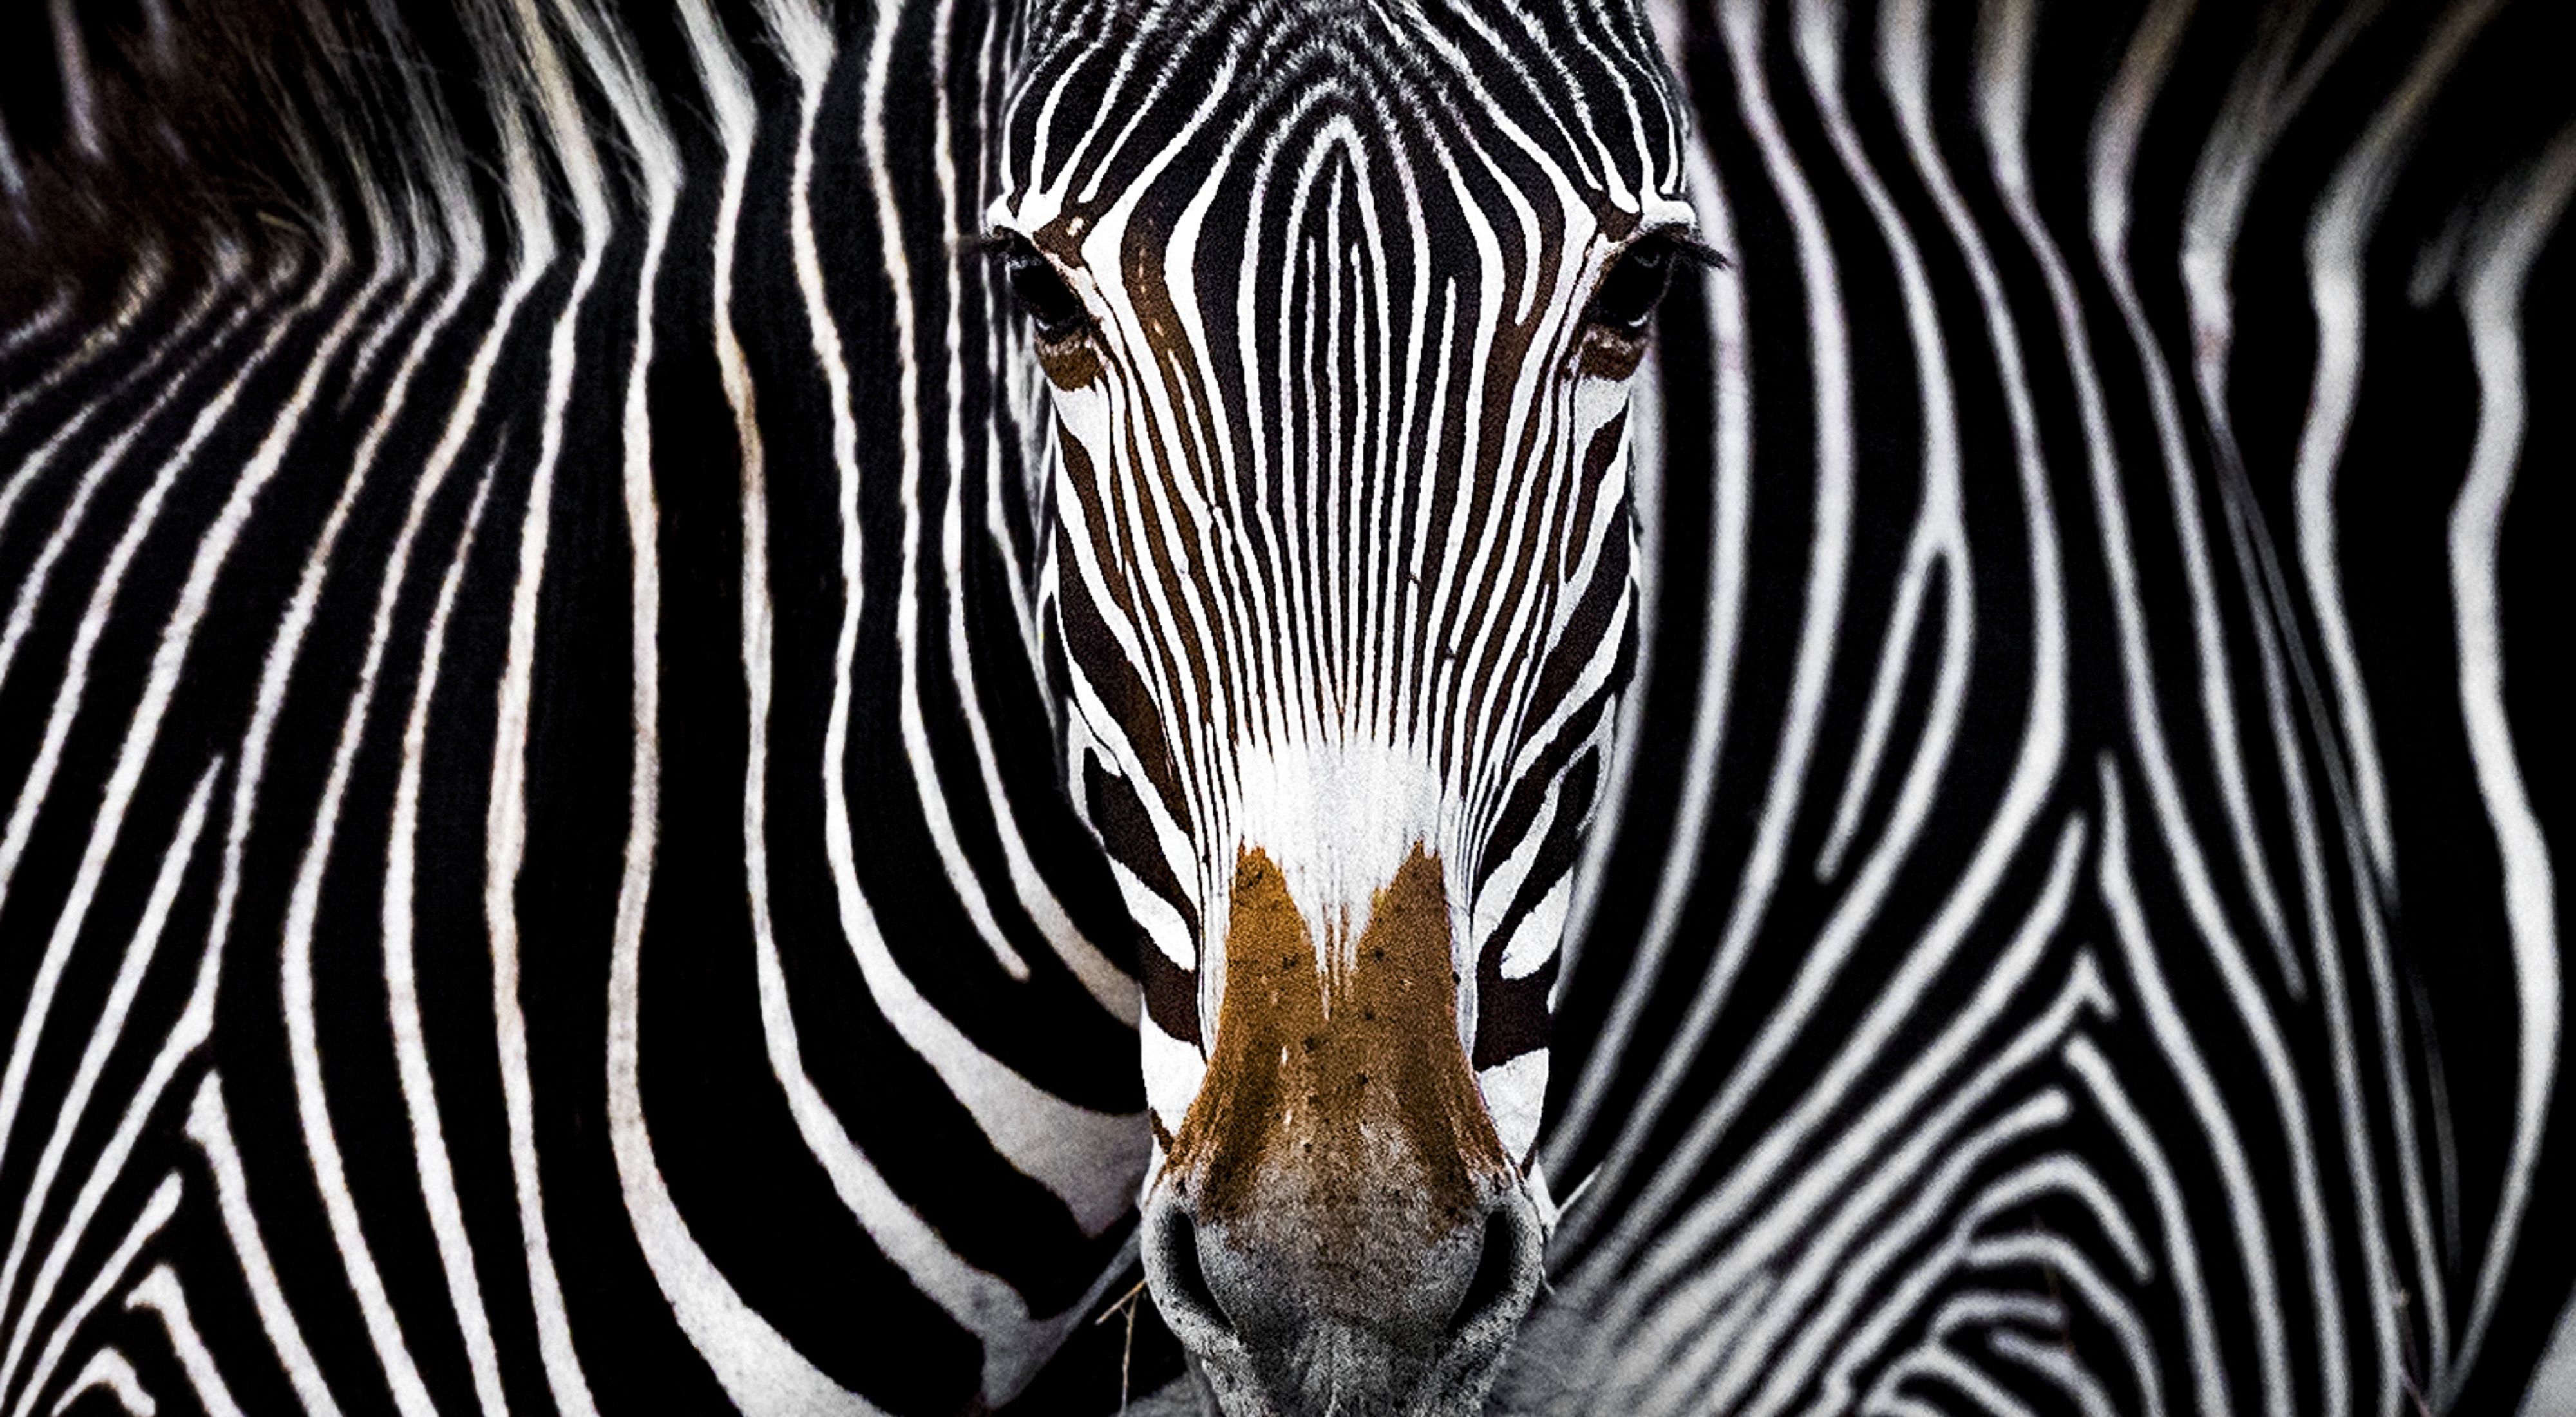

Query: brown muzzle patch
[1164,844,1510,1311]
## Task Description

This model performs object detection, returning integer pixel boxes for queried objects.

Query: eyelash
[1583,231,1719,336]
[989,233,1094,343]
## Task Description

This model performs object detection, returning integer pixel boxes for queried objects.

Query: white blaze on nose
[1227,737,1453,994]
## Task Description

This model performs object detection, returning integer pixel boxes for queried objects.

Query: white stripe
[185,1075,341,1417]
[2096,757,2290,1417]
[124,1266,246,1417]
[280,356,469,1417]
[1555,0,1858,1253]
[2295,0,2504,896]
[809,0,1146,1241]
[923,0,1135,1022]
[384,470,509,1417]
[868,0,1034,985]
[1989,1330,2124,1417]
[1815,1094,2088,1409]
[2063,1034,2230,1416]
[0,307,73,376]
[1964,1231,2159,1417]
[0,278,198,597]
[0,255,366,1401]
[2124,1,2327,1009]
[1810,0,1967,888]
[2439,119,2575,1398]
[0,270,245,806]
[1875,1340,2041,1417]
[45,0,102,161]
[0,259,310,1134]
[0,766,213,1383]
[1998,0,2362,1403]
[0,254,167,448]
[598,5,877,1411]
[2,772,307,1417]
[207,140,499,1417]
[1685,823,2095,1411]
[481,8,616,1413]
[688,5,1061,1397]
[48,1347,151,1417]
[8,1174,178,1417]
[1546,133,1748,1168]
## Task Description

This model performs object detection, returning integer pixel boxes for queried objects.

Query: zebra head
[991,1,1693,1407]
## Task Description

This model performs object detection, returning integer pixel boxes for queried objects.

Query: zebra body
[1,3,1141,1413]
[0,0,2567,1414]
[1533,3,2575,1414]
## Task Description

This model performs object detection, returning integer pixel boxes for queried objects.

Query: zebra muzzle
[1142,848,1543,1414]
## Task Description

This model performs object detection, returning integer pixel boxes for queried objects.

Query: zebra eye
[1584,233,1682,337]
[994,236,1093,343]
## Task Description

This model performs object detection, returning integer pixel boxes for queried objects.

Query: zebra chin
[1139,847,1547,1415]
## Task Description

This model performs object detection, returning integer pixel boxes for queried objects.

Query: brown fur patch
[1036,339,1104,387]
[1167,846,1508,1244]
[1576,328,1649,381]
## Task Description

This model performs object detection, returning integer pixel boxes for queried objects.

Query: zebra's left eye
[992,234,1094,344]
[1584,233,1685,338]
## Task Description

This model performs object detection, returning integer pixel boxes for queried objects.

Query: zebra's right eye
[1584,233,1683,338]
[994,236,1094,344]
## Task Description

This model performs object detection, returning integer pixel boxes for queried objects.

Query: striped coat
[0,0,2568,1413]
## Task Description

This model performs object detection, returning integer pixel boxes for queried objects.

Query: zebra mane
[0,0,708,323]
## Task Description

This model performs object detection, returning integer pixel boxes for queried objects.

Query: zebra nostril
[1146,1197,1233,1338]
[1448,1197,1541,1344]
[1448,1208,1515,1334]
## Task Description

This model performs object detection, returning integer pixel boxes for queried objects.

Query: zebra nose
[1141,1190,1233,1349]
[1141,1181,1544,1414]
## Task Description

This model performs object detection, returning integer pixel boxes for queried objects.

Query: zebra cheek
[1478,1050,1549,1171]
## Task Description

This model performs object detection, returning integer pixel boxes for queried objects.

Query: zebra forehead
[996,0,1690,231]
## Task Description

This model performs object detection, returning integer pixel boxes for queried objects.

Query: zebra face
[992,1,1691,1407]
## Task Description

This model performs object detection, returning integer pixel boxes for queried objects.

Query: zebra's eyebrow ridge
[1661,231,1730,271]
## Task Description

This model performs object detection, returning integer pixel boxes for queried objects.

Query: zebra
[0,3,1148,1413]
[0,2,2566,1417]
[1517,1,2576,1414]
[988,0,1703,1409]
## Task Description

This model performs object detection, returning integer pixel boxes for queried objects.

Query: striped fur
[993,0,1694,1190]
[0,0,2566,1414]
[1,3,1141,1412]
[1528,1,2576,1414]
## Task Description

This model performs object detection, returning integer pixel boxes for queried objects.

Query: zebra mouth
[1142,1181,1545,1416]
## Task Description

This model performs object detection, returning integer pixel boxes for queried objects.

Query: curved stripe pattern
[0,0,2565,1414]
[992,0,1694,1174]
[0,3,1142,1413]
[1530,1,2575,1414]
